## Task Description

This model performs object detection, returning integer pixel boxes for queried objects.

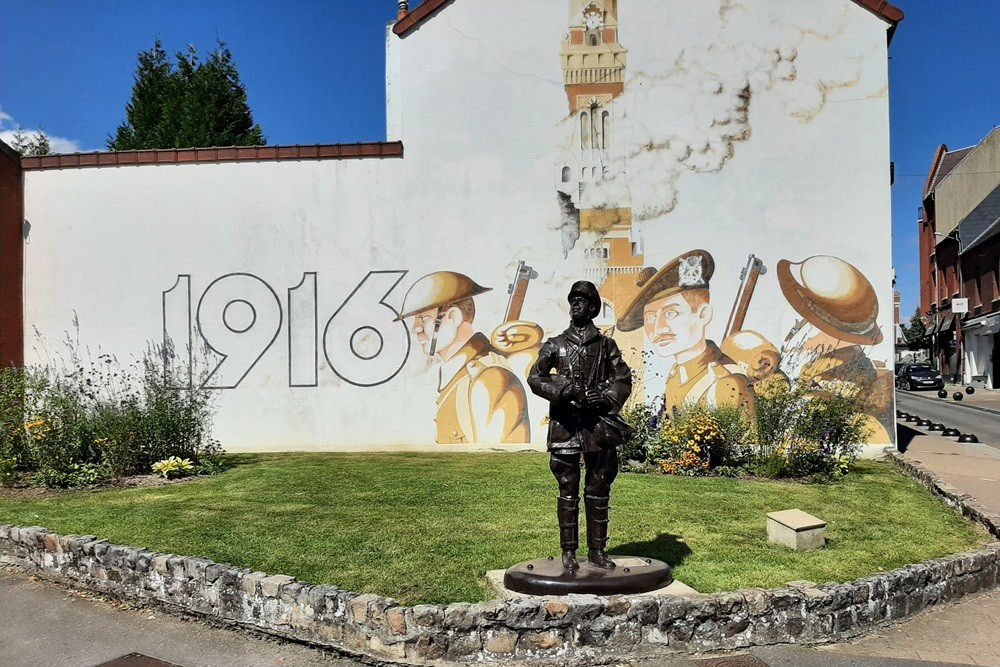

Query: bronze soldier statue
[528,281,632,572]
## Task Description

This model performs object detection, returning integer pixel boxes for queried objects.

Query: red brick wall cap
[20,142,404,171]
[392,0,903,39]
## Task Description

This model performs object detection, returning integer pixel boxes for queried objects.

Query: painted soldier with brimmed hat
[776,255,892,444]
[616,250,755,415]
[528,280,633,572]
[396,271,530,444]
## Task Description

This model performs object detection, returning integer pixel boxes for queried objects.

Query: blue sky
[1,0,997,322]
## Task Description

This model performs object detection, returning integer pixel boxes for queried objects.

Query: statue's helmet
[777,255,882,345]
[568,280,602,312]
[393,271,491,321]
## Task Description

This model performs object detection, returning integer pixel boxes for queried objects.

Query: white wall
[23,0,895,451]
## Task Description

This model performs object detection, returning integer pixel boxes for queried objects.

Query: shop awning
[964,313,1000,336]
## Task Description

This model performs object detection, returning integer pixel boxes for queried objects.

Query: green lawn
[0,453,986,605]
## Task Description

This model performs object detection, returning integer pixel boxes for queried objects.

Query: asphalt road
[895,392,1000,448]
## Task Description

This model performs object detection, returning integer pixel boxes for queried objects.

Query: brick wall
[0,142,23,367]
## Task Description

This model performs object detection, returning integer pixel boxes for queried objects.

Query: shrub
[33,462,108,489]
[707,403,754,469]
[624,380,870,482]
[647,409,722,476]
[620,398,665,465]
[151,456,194,479]
[749,383,871,481]
[0,456,16,486]
[5,322,223,487]
[0,367,30,481]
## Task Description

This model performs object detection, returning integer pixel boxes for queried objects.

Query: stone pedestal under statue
[503,555,672,596]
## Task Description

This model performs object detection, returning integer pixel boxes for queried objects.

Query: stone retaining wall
[3,455,999,665]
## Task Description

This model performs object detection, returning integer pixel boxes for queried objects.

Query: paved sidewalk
[0,568,361,667]
[818,425,1000,666]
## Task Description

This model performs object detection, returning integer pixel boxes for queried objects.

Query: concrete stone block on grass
[767,509,826,551]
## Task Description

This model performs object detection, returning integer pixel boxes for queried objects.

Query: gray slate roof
[960,183,1000,254]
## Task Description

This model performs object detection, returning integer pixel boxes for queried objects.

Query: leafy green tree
[10,127,51,156]
[904,306,926,342]
[108,39,266,150]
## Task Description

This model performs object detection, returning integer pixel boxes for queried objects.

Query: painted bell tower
[557,1,645,396]
[561,0,627,116]
[557,1,643,319]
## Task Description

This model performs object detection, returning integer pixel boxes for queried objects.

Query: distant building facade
[920,128,1000,387]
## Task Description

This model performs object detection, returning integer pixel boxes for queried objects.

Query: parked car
[896,364,944,391]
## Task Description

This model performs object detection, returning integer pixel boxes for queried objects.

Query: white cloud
[0,106,85,154]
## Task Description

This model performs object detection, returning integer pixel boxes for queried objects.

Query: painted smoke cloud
[554,0,886,230]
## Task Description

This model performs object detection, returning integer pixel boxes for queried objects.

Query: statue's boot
[558,495,580,572]
[585,495,616,569]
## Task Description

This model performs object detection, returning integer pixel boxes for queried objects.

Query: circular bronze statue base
[504,556,672,596]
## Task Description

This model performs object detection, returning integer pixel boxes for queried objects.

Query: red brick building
[919,128,1000,386]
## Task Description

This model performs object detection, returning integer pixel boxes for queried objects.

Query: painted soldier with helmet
[528,280,632,572]
[776,255,893,444]
[395,271,531,444]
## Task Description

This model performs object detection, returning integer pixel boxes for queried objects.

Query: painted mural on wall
[24,0,895,451]
[148,0,894,446]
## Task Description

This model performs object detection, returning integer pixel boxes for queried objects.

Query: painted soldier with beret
[528,281,632,572]
[617,250,755,415]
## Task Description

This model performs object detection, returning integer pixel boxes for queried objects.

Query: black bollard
[906,414,920,422]
[966,386,976,395]
[917,419,933,427]
[938,389,949,399]
[942,428,961,437]
[953,392,964,401]
[929,423,945,431]
[958,433,980,443]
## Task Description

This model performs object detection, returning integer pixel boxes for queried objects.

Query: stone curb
[3,459,1000,665]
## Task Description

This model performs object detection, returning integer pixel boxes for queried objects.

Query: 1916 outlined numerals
[163,270,411,389]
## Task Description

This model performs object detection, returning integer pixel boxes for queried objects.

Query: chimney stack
[398,1,410,21]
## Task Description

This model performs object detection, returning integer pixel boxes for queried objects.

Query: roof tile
[392,0,903,38]
[20,142,404,171]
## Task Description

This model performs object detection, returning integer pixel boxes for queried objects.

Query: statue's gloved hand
[561,384,588,407]
[585,389,612,412]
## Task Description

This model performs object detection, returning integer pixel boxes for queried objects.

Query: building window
[561,166,571,183]
[975,267,982,307]
[580,112,590,149]
[601,110,610,150]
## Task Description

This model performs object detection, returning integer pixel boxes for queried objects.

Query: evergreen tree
[108,40,266,150]
[10,127,51,156]
[904,306,927,342]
